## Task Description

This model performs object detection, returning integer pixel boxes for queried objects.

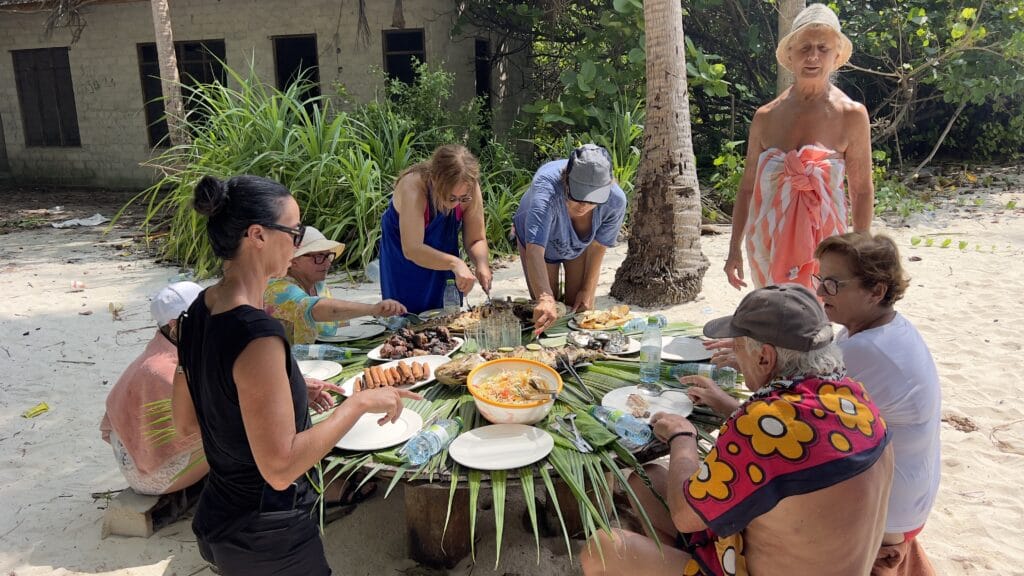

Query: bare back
[744,444,893,575]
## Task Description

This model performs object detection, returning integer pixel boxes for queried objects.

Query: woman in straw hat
[724,3,874,291]
[264,225,405,344]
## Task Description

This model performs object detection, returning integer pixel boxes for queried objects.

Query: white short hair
[743,336,845,379]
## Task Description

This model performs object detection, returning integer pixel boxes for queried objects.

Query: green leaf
[910,236,922,246]
[952,22,968,40]
[468,468,482,560]
[539,466,573,561]
[519,467,541,561]
[627,47,645,64]
[958,240,969,250]
[960,7,977,20]
[580,61,597,84]
[941,238,953,248]
[491,470,507,568]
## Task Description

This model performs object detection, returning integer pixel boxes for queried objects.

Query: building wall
[0,0,523,188]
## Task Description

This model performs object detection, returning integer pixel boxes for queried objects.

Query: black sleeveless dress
[178,292,331,575]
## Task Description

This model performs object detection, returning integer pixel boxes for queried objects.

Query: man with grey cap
[581,284,893,576]
[513,144,627,334]
[100,282,209,495]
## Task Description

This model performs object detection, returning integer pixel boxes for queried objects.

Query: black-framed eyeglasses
[304,252,336,265]
[448,194,472,204]
[263,222,307,248]
[812,274,853,296]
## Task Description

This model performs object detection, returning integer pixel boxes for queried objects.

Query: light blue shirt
[513,159,627,263]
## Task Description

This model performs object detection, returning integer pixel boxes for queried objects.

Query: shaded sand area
[0,185,1021,575]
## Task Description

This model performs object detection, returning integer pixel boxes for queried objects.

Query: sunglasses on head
[263,222,307,248]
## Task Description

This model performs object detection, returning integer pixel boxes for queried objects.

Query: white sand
[1,186,1022,575]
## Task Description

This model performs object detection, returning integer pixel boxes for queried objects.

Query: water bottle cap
[647,316,659,325]
[447,279,455,285]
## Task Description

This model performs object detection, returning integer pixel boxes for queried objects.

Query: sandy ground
[1,181,1022,575]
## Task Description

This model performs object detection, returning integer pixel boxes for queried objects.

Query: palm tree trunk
[149,0,188,145]
[776,0,806,94]
[609,0,708,306]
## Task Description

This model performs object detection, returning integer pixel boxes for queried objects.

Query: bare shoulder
[394,171,427,211]
[832,88,869,124]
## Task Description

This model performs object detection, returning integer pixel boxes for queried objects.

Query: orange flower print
[688,446,736,501]
[735,400,816,460]
[818,383,876,437]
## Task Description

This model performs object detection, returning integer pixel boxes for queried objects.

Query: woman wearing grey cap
[724,4,874,292]
[512,144,627,334]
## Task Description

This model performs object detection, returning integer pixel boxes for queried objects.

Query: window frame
[381,28,426,84]
[11,47,81,148]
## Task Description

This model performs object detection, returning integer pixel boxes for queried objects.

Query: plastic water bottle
[639,317,662,385]
[443,279,461,313]
[399,417,463,466]
[366,259,380,283]
[292,344,356,361]
[670,363,738,389]
[589,406,652,449]
[623,314,668,333]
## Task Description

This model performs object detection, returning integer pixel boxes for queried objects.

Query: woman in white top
[815,232,940,576]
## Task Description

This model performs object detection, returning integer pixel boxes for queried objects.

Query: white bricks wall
[0,0,526,188]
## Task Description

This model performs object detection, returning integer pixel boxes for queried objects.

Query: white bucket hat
[151,281,203,327]
[292,226,346,260]
[776,3,853,73]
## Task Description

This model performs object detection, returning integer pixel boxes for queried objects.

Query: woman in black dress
[172,175,420,575]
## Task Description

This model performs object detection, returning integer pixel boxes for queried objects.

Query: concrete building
[0,0,526,187]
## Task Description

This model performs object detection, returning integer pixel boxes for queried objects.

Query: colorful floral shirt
[681,374,890,576]
[263,276,344,344]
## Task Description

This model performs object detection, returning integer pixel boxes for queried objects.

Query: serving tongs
[555,353,598,404]
[549,413,593,453]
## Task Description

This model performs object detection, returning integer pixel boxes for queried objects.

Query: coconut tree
[149,0,188,145]
[776,0,806,93]
[609,0,707,306]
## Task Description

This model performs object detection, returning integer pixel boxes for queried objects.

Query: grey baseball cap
[703,284,833,352]
[566,144,614,204]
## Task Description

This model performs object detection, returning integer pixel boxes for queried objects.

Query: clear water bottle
[670,363,738,389]
[399,417,463,466]
[443,279,461,313]
[589,406,652,449]
[366,259,380,283]
[639,317,662,385]
[623,314,668,333]
[292,343,356,361]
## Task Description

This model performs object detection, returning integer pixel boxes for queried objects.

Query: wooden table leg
[404,481,471,568]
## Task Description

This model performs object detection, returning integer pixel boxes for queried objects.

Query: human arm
[522,243,559,334]
[311,298,406,322]
[725,109,768,289]
[681,375,741,416]
[462,183,492,294]
[395,174,477,293]
[844,103,874,233]
[650,412,708,533]
[235,337,421,490]
[171,369,201,438]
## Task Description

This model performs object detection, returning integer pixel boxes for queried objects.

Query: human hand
[649,412,697,443]
[305,378,345,414]
[571,290,595,313]
[703,338,739,369]
[453,260,477,295]
[351,386,424,425]
[532,296,559,336]
[724,248,747,290]
[373,299,406,317]
[475,264,493,295]
[681,376,737,416]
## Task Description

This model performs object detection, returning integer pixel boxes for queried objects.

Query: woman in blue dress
[379,144,492,313]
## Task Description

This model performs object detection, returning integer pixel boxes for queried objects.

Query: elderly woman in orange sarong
[725,4,874,291]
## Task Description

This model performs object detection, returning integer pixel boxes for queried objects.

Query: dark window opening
[138,40,226,147]
[383,29,425,84]
[12,47,80,147]
[273,35,320,102]
[474,38,492,110]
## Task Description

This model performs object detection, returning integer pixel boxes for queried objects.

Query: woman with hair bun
[379,144,492,313]
[173,175,421,575]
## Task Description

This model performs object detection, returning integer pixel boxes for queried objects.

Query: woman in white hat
[724,3,874,292]
[264,226,405,344]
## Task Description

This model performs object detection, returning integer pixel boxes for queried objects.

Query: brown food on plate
[419,362,431,381]
[354,376,364,392]
[626,393,651,419]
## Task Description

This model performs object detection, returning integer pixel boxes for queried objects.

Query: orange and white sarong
[745,145,847,289]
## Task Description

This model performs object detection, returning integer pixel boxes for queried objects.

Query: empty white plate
[602,385,693,423]
[334,408,424,452]
[337,355,452,396]
[661,336,712,362]
[318,323,387,343]
[297,360,344,381]
[448,424,554,470]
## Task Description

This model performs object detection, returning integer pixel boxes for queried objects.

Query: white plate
[567,317,633,332]
[448,424,554,470]
[297,360,344,381]
[318,323,387,343]
[367,336,464,362]
[602,385,693,423]
[605,336,642,356]
[661,336,712,362]
[334,408,424,451]
[337,355,452,396]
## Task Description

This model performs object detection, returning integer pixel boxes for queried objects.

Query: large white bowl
[466,358,564,425]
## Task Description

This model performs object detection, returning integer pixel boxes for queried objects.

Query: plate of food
[317,323,388,343]
[566,330,641,355]
[368,327,464,361]
[338,355,451,396]
[602,385,693,423]
[297,360,344,381]
[334,408,424,452]
[661,336,712,362]
[569,305,633,331]
[448,424,555,470]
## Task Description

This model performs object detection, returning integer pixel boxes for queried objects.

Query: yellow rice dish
[472,369,546,406]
